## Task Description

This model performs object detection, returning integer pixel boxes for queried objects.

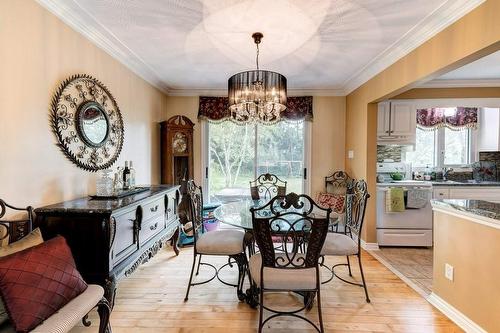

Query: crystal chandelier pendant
[228,32,287,124]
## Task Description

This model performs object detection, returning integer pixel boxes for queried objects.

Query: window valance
[198,96,313,123]
[416,107,478,130]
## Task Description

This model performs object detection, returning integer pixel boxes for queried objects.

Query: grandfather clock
[160,115,194,186]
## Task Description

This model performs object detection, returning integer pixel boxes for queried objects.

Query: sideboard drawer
[141,196,165,222]
[111,209,138,266]
[140,215,165,245]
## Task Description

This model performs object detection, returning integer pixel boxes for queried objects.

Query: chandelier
[228,32,287,124]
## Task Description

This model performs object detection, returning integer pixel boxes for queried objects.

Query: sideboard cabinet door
[111,208,139,267]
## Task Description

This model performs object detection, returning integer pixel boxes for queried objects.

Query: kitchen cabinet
[433,186,500,202]
[449,188,500,202]
[478,107,500,152]
[433,188,450,199]
[377,100,416,145]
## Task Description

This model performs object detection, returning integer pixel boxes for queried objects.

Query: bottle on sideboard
[123,161,131,190]
[129,161,136,189]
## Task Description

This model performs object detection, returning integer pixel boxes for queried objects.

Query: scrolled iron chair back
[344,180,370,239]
[186,180,204,243]
[325,171,353,195]
[249,173,287,201]
[250,193,331,270]
[0,199,33,244]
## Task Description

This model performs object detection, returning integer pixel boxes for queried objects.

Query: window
[443,128,470,165]
[405,129,435,167]
[205,121,307,202]
[404,127,474,168]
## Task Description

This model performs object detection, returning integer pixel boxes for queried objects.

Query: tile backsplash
[377,145,499,181]
[377,145,402,162]
[479,151,500,180]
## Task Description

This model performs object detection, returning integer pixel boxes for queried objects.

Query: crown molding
[342,0,486,95]
[167,88,347,97]
[418,79,500,88]
[35,0,170,94]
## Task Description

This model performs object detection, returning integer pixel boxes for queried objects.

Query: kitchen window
[405,106,478,168]
[405,127,474,168]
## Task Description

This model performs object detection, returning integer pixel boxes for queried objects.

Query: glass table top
[213,199,336,231]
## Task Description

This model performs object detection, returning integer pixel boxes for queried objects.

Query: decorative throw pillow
[0,228,44,325]
[0,236,87,332]
[316,192,346,214]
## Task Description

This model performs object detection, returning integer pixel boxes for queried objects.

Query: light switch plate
[348,150,354,159]
[445,263,454,281]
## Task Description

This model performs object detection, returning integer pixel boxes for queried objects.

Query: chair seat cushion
[249,253,317,290]
[0,236,88,332]
[320,233,358,256]
[196,229,245,255]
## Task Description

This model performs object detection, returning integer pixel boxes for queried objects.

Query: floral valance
[416,107,478,130]
[198,96,313,123]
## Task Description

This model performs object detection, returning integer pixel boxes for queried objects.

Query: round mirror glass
[78,102,109,147]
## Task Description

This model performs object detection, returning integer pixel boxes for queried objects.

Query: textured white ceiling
[55,0,464,91]
[439,50,500,80]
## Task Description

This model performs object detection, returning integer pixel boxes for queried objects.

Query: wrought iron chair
[320,180,371,303]
[0,199,111,333]
[184,181,248,302]
[250,173,287,201]
[248,193,331,333]
[324,171,353,233]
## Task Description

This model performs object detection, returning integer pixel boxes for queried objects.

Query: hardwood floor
[71,245,461,333]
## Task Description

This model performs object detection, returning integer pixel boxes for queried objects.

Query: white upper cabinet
[390,101,416,136]
[377,100,416,144]
[478,107,500,152]
[377,102,390,136]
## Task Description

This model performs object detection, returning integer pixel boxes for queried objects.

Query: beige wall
[164,96,346,197]
[0,0,167,209]
[433,211,500,332]
[346,0,500,242]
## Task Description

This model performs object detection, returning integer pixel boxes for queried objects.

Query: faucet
[442,167,454,181]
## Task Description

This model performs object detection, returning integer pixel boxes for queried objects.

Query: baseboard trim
[360,240,379,251]
[428,293,487,333]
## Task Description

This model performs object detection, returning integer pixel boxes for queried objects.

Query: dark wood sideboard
[34,185,180,309]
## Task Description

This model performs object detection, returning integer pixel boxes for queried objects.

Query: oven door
[376,186,433,229]
[376,186,433,246]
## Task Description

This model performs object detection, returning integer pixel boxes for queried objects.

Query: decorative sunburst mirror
[51,74,124,172]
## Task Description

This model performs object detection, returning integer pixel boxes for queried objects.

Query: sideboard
[34,185,180,308]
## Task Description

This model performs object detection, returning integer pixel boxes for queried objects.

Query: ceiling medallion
[51,74,124,172]
[228,32,287,124]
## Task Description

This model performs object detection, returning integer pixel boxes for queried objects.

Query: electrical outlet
[445,263,454,281]
[348,150,354,159]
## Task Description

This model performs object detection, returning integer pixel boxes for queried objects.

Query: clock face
[172,132,187,153]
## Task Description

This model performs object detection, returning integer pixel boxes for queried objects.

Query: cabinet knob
[150,205,159,212]
[150,223,158,231]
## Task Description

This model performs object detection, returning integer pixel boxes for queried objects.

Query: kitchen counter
[431,180,500,187]
[377,180,500,187]
[431,199,500,332]
[431,199,500,228]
